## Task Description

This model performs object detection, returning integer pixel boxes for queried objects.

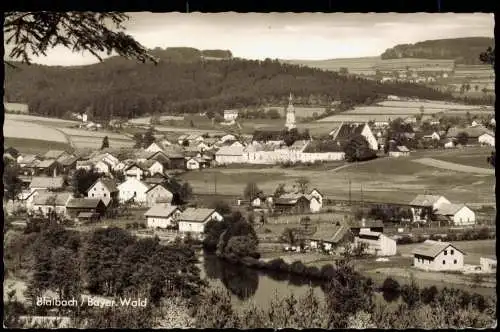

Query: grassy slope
[4,137,71,154]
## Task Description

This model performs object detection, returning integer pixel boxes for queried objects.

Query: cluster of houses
[409,194,476,226]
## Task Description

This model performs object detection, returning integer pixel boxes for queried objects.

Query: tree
[343,134,377,162]
[479,46,495,67]
[243,182,262,201]
[273,183,286,199]
[101,136,109,150]
[295,177,310,194]
[456,132,469,146]
[212,200,232,215]
[3,164,23,201]
[280,227,297,246]
[4,12,156,65]
[339,67,349,75]
[72,168,101,197]
[142,128,155,148]
[400,278,421,309]
[381,277,401,303]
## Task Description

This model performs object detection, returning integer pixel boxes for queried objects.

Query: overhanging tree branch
[4,12,158,65]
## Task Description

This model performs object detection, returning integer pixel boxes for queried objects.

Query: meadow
[180,148,495,206]
[4,137,71,154]
[4,119,69,143]
[263,106,326,118]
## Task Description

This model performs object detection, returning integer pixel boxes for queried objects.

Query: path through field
[413,158,495,175]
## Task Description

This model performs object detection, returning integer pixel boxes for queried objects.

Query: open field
[4,113,79,126]
[414,158,495,175]
[4,137,71,154]
[4,119,69,143]
[180,148,495,205]
[58,127,133,140]
[437,154,495,169]
[377,100,488,110]
[129,115,185,125]
[281,56,380,74]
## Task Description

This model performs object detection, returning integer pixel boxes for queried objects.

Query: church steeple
[285,92,296,130]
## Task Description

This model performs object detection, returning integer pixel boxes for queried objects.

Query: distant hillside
[380,37,494,65]
[5,48,455,121]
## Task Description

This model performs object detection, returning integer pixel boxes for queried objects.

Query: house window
[454,260,457,264]
[94,188,96,191]
[444,250,447,255]
[443,260,446,265]
[451,249,454,255]
[92,194,94,197]
[104,193,107,197]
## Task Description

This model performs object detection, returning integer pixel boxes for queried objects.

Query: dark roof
[145,183,172,194]
[59,156,80,166]
[66,198,103,209]
[144,204,179,218]
[44,150,67,159]
[303,140,344,153]
[29,176,65,189]
[36,159,58,168]
[178,208,218,223]
[348,219,384,229]
[332,123,365,139]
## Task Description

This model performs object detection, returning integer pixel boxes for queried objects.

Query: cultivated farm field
[4,119,69,143]
[4,137,71,154]
[414,158,495,175]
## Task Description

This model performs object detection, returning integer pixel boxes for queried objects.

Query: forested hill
[380,37,494,65]
[5,47,454,120]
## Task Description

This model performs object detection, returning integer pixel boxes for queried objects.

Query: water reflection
[203,255,258,300]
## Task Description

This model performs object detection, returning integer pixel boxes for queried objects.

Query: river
[198,254,496,310]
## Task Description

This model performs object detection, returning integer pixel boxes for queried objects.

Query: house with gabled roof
[177,208,223,235]
[86,178,119,206]
[66,198,107,220]
[43,150,72,162]
[478,131,495,147]
[435,203,476,226]
[388,145,410,157]
[32,191,73,217]
[145,141,171,153]
[409,194,451,223]
[274,193,320,214]
[117,177,150,204]
[215,145,246,165]
[17,154,41,168]
[354,230,397,256]
[309,222,351,252]
[329,122,378,151]
[412,240,465,271]
[59,155,81,174]
[144,204,181,228]
[145,184,173,207]
[34,159,62,176]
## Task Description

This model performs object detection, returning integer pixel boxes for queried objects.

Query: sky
[4,12,494,66]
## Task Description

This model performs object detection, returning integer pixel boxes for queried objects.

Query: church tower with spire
[285,92,296,130]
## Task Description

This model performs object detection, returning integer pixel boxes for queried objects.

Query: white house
[480,257,497,273]
[422,132,441,141]
[220,134,237,143]
[412,240,465,272]
[186,157,201,170]
[308,188,323,207]
[144,204,180,228]
[117,177,150,204]
[94,160,112,174]
[145,184,173,207]
[86,178,119,207]
[354,230,397,256]
[124,164,147,180]
[409,194,451,223]
[436,203,476,226]
[223,110,239,122]
[388,145,410,157]
[444,139,456,149]
[144,160,164,176]
[478,132,495,147]
[215,146,246,165]
[177,208,223,235]
[31,191,73,217]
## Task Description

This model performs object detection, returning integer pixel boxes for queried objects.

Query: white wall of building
[452,206,476,226]
[414,246,464,271]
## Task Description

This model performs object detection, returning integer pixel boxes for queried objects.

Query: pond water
[198,255,496,310]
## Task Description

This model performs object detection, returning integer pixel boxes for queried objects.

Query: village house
[145,184,173,207]
[409,194,451,223]
[31,191,73,218]
[145,142,170,153]
[163,148,186,169]
[186,157,202,170]
[144,204,181,228]
[86,178,119,207]
[29,176,66,192]
[421,131,441,141]
[66,198,107,221]
[177,134,204,145]
[478,132,495,147]
[117,177,150,204]
[223,109,239,122]
[34,159,62,176]
[76,160,94,171]
[412,240,465,272]
[446,126,489,145]
[93,159,113,175]
[273,193,320,214]
[443,138,456,149]
[86,151,120,169]
[354,230,397,256]
[143,173,169,186]
[329,122,378,151]
[177,208,224,236]
[124,163,149,180]
[136,150,171,167]
[215,145,246,165]
[479,257,497,273]
[435,203,476,226]
[388,145,410,157]
[309,223,351,252]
